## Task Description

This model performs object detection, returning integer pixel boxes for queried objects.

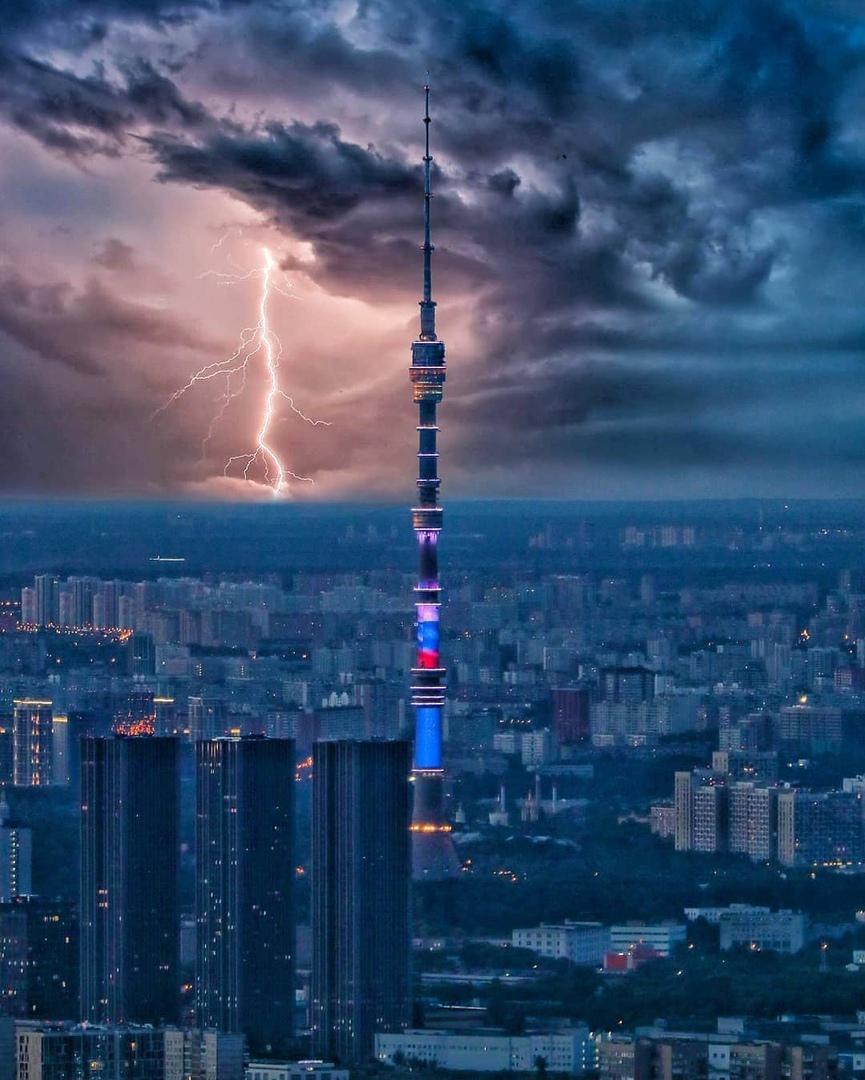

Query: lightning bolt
[155,246,329,497]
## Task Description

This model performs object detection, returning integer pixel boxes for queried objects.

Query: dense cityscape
[4,0,865,1076]
[0,500,864,1076]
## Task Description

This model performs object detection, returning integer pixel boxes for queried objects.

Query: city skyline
[2,3,865,499]
[3,4,865,1077]
[2,500,865,1074]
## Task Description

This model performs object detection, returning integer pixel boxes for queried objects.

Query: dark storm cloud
[150,120,417,222]
[0,52,208,155]
[0,0,211,39]
[3,0,865,493]
[0,268,218,375]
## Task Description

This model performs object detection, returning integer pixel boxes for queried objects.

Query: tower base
[411,769,460,881]
[412,829,460,880]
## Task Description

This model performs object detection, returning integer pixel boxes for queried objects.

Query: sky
[2,0,865,501]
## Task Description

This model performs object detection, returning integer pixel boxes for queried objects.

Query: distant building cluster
[0,508,864,1077]
[10,558,865,774]
[597,1016,865,1079]
[654,745,865,869]
[512,920,688,971]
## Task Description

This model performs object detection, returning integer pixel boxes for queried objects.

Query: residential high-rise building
[673,771,693,852]
[196,737,295,1056]
[719,710,776,754]
[728,783,753,857]
[674,768,727,853]
[692,781,727,853]
[51,715,71,788]
[355,678,400,740]
[601,667,655,704]
[92,580,120,630]
[80,735,179,1025]
[20,586,37,627]
[778,704,842,755]
[163,1028,246,1080]
[314,705,365,742]
[68,575,98,628]
[712,748,778,784]
[154,697,178,737]
[728,783,778,862]
[777,788,863,868]
[188,697,227,741]
[131,632,156,677]
[12,700,53,787]
[311,739,411,1064]
[407,85,458,880]
[0,897,77,1019]
[34,574,59,627]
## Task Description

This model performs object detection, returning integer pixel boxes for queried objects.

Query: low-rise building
[608,922,686,959]
[17,1023,168,1080]
[16,1023,245,1080]
[603,945,662,974]
[246,1063,348,1080]
[597,1018,865,1079]
[650,802,675,840]
[718,907,807,954]
[596,1037,646,1080]
[375,1027,595,1075]
[512,921,609,966]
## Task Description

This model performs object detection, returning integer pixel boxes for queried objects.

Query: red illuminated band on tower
[408,85,458,877]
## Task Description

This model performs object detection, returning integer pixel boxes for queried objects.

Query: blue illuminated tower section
[409,84,458,879]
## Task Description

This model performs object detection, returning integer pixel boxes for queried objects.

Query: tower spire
[420,79,436,341]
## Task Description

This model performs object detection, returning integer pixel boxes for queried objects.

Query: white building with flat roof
[718,907,807,954]
[512,921,609,966]
[375,1027,595,1075]
[685,903,770,925]
[246,1063,348,1080]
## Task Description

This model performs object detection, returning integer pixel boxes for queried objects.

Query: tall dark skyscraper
[80,735,179,1025]
[310,739,411,1064]
[195,736,295,1055]
[408,84,458,880]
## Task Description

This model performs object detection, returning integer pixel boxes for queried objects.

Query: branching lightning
[154,246,328,497]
